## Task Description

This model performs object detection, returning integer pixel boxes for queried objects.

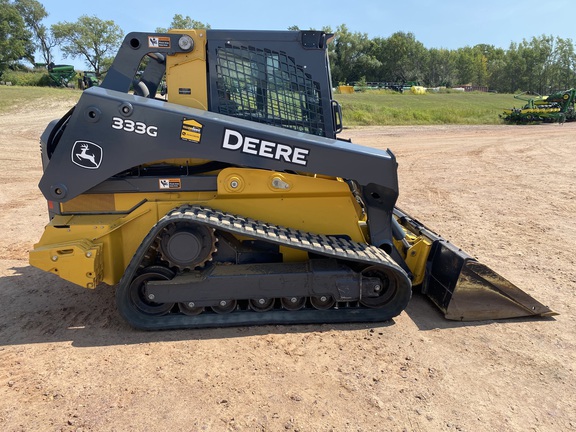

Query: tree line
[327,24,576,94]
[2,0,576,94]
[1,0,123,77]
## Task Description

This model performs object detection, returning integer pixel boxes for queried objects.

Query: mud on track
[0,102,574,432]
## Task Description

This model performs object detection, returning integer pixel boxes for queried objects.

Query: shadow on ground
[0,264,552,348]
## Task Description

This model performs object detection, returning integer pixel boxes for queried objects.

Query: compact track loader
[29,30,555,330]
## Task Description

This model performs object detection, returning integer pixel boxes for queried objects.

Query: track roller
[249,298,275,312]
[281,297,306,310]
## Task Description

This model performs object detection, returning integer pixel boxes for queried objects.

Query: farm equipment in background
[79,72,99,90]
[501,89,576,124]
[347,81,421,93]
[28,29,555,330]
[47,63,76,87]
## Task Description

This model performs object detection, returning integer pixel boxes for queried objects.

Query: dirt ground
[0,100,574,432]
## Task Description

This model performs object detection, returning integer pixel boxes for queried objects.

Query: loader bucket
[393,208,556,321]
[423,237,556,321]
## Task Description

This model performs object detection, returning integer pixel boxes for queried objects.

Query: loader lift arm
[39,31,398,250]
[39,85,400,250]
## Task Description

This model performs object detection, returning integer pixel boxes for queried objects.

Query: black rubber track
[116,205,412,330]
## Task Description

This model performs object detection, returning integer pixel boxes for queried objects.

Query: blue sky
[38,0,576,69]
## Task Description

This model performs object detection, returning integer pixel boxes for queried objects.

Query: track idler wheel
[128,266,175,316]
[360,266,400,309]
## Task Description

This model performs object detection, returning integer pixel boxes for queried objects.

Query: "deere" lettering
[222,129,309,166]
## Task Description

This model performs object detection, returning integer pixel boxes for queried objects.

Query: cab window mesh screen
[215,45,326,136]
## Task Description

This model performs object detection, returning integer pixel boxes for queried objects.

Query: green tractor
[501,89,576,124]
[79,71,99,89]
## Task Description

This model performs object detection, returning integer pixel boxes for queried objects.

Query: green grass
[0,85,516,126]
[335,90,516,125]
[0,86,80,114]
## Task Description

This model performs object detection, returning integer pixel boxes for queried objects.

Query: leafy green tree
[155,15,211,33]
[329,24,381,85]
[14,0,55,65]
[501,36,559,94]
[524,35,555,93]
[0,0,35,72]
[453,46,489,87]
[424,48,455,87]
[550,37,576,90]
[375,32,427,83]
[501,42,525,92]
[52,15,123,76]
[526,35,576,93]
[473,44,507,92]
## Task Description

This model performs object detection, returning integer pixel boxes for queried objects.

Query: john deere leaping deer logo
[71,141,103,169]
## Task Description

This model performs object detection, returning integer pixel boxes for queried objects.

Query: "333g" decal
[112,117,158,137]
